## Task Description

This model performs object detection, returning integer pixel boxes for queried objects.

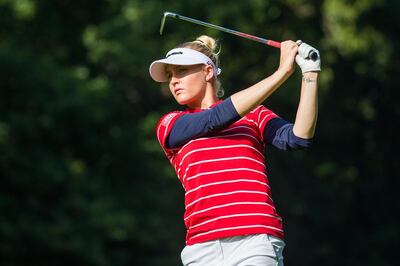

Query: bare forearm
[230,69,292,116]
[293,72,319,138]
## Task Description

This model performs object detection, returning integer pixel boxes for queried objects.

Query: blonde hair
[177,35,224,98]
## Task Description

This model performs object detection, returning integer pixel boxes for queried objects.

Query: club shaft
[163,12,281,48]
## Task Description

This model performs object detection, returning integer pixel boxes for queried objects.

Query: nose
[169,74,179,86]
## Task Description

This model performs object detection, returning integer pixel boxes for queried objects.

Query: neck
[187,84,219,109]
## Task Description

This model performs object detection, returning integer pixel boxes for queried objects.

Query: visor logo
[166,51,183,58]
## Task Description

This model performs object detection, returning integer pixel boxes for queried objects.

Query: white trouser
[181,234,285,266]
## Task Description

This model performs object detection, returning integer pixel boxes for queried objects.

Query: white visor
[149,47,221,82]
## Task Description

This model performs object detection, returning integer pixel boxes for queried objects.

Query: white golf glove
[295,40,321,73]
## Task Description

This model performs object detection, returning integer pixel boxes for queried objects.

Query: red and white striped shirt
[156,104,284,245]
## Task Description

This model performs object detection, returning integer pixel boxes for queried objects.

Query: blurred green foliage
[0,0,399,265]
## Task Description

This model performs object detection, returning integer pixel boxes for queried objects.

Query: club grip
[266,40,281,48]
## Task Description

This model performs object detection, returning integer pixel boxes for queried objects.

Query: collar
[186,100,223,113]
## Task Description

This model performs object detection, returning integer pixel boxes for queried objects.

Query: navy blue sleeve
[264,117,313,150]
[166,97,241,149]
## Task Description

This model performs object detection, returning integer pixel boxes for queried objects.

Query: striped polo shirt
[156,104,284,245]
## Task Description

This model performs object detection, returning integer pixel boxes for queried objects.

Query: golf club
[160,11,319,61]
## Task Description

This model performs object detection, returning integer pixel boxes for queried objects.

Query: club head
[159,12,177,35]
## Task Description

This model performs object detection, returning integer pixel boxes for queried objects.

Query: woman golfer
[149,35,320,266]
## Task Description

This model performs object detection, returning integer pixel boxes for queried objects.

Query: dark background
[1,0,399,265]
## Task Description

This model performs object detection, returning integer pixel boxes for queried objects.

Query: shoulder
[244,105,279,131]
[247,105,276,118]
[157,111,182,128]
[252,105,273,113]
[155,110,187,139]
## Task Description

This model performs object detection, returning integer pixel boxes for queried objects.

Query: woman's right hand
[278,40,298,76]
[230,41,300,117]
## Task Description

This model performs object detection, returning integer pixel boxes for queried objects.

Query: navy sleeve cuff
[265,118,313,151]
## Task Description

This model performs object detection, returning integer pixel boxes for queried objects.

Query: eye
[165,70,172,80]
[176,67,188,74]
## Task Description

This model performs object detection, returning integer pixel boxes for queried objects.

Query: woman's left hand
[295,42,321,73]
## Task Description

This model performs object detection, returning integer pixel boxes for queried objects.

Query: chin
[175,95,193,106]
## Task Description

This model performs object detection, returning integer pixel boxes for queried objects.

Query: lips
[174,88,184,95]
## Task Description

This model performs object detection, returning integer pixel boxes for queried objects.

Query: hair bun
[195,35,218,53]
[177,35,220,74]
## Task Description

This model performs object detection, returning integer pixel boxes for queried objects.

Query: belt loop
[217,239,225,263]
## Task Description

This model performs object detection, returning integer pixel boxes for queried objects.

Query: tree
[1,0,398,265]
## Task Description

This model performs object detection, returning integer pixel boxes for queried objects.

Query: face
[165,64,213,107]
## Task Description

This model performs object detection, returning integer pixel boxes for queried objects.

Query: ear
[203,65,214,81]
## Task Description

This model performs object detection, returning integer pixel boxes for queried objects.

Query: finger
[298,43,314,59]
[295,54,304,65]
[281,40,297,49]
